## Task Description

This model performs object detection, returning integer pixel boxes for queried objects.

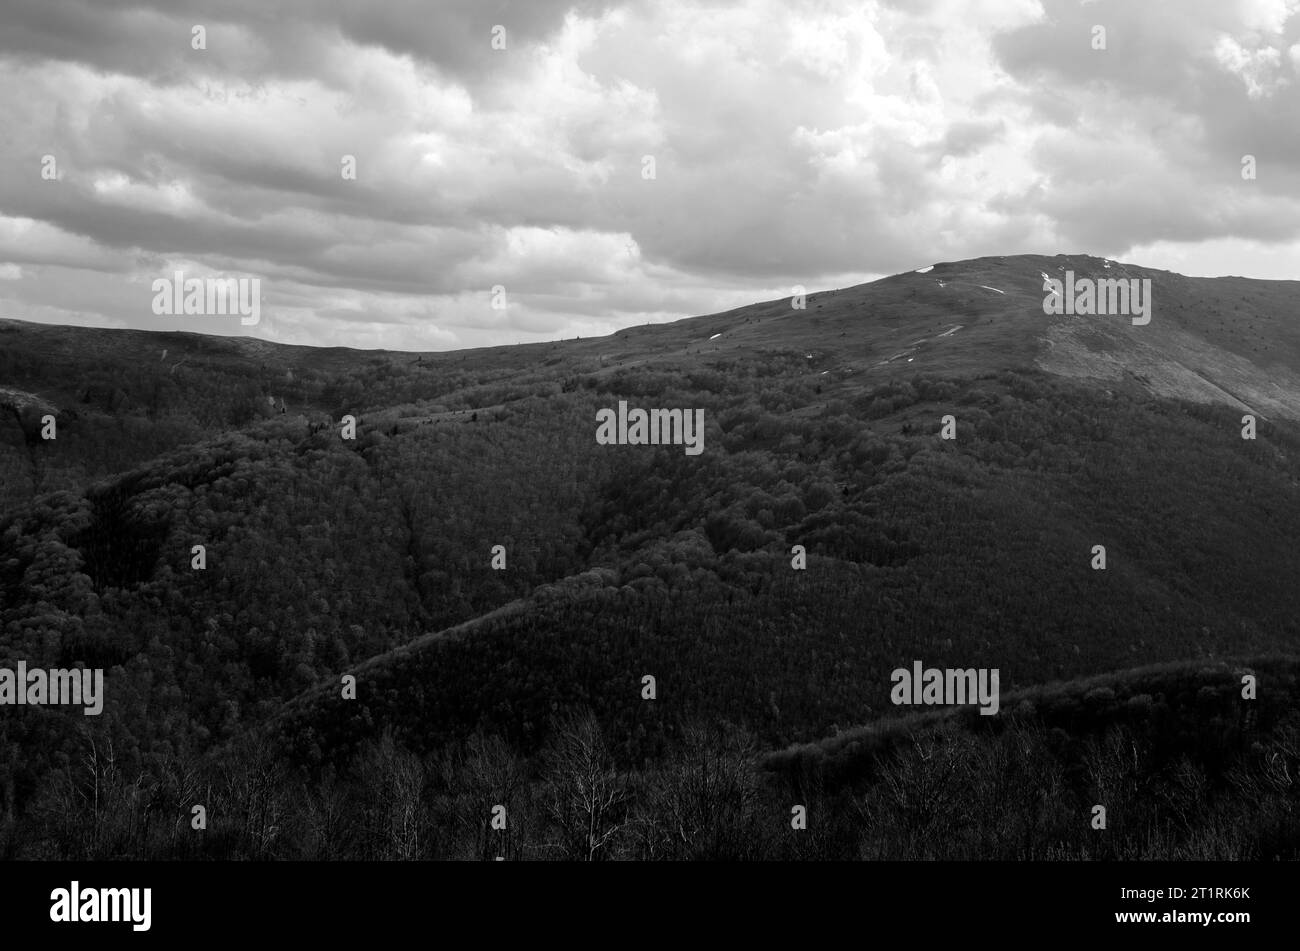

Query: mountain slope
[4,253,1300,860]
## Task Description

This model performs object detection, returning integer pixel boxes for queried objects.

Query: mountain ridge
[4,252,1299,425]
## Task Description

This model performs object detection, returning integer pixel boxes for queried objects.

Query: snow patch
[708,333,722,340]
[915,265,934,273]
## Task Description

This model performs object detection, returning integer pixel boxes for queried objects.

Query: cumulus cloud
[0,0,1297,349]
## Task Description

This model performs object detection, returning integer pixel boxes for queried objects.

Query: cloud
[0,0,1298,349]
[1214,35,1288,98]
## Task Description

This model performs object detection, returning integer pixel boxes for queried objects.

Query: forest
[2,300,1299,860]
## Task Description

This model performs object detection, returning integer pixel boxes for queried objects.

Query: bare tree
[458,731,530,860]
[356,733,425,860]
[543,711,630,861]
[634,723,763,860]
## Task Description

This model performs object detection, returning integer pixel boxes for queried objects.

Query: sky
[1,0,1298,351]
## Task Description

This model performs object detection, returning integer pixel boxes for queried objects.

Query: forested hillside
[3,255,1299,860]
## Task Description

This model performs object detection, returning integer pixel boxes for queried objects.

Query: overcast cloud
[1,0,1298,349]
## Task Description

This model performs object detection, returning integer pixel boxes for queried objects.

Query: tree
[543,711,630,861]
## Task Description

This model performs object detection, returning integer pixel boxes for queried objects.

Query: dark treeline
[5,681,1299,861]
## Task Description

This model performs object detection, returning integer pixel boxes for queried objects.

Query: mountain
[2,253,1299,861]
